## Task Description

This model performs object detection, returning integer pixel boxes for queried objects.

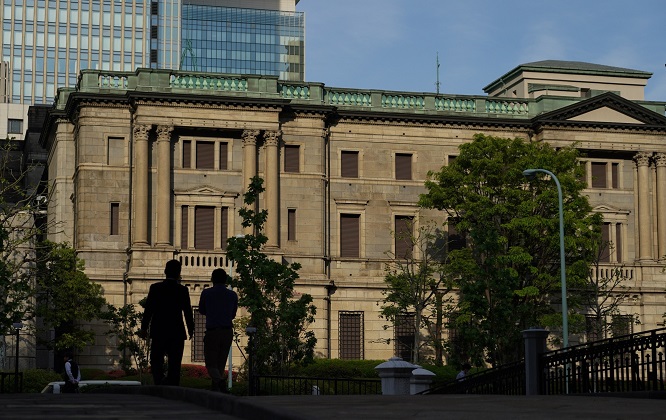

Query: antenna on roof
[435,52,441,95]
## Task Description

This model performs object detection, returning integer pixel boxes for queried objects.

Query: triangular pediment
[534,92,666,128]
[592,204,630,215]
[174,185,230,196]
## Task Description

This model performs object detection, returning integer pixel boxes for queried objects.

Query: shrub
[291,359,384,378]
[181,364,210,379]
[81,368,112,380]
[23,369,62,393]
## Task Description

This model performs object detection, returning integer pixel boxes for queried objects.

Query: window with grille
[611,314,633,338]
[585,315,603,342]
[340,214,360,258]
[7,119,22,134]
[394,216,413,259]
[284,145,300,173]
[195,206,214,250]
[110,203,119,235]
[196,141,215,170]
[447,219,466,252]
[394,313,415,362]
[395,153,412,180]
[600,223,611,263]
[341,151,359,178]
[191,308,205,362]
[288,209,296,241]
[339,311,364,360]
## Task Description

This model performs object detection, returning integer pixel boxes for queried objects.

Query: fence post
[523,327,549,395]
[375,357,416,395]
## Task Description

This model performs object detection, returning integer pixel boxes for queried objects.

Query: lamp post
[12,322,23,392]
[523,169,568,349]
[324,280,337,359]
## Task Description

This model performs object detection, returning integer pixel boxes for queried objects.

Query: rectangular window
[394,216,413,259]
[339,311,364,360]
[341,150,359,178]
[195,206,214,250]
[585,315,603,342]
[181,206,188,249]
[191,308,205,362]
[284,145,300,173]
[196,141,215,170]
[448,155,457,165]
[219,142,228,170]
[340,214,360,258]
[220,207,228,250]
[615,224,622,263]
[600,222,611,263]
[395,153,412,180]
[110,203,119,235]
[447,219,465,252]
[394,313,415,362]
[611,314,633,338]
[182,140,191,168]
[107,136,124,166]
[591,162,607,188]
[611,163,619,189]
[7,119,22,134]
[288,208,296,241]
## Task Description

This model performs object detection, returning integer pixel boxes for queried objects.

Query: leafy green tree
[420,134,602,366]
[103,299,150,381]
[380,221,454,365]
[34,241,107,351]
[226,177,317,374]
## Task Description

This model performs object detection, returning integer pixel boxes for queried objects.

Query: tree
[34,241,107,352]
[225,177,317,374]
[380,221,454,365]
[419,134,602,366]
[103,299,150,381]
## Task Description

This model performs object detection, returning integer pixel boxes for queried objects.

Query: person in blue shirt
[198,268,238,392]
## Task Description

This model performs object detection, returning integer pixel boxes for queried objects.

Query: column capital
[633,151,652,167]
[654,152,666,167]
[156,125,173,142]
[263,130,282,146]
[133,124,151,140]
[242,129,260,145]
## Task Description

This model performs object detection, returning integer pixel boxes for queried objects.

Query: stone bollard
[522,327,549,396]
[410,366,436,395]
[375,357,416,395]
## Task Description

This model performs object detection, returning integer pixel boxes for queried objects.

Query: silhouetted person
[140,259,194,386]
[62,351,81,393]
[456,363,471,381]
[198,268,238,392]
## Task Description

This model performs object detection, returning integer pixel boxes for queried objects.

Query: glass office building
[1,0,150,104]
[179,4,304,81]
[1,0,303,106]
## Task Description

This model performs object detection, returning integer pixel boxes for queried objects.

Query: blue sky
[299,0,666,101]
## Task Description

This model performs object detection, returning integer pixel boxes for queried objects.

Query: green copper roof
[483,60,653,93]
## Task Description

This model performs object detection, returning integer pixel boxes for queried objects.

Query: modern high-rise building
[0,0,304,139]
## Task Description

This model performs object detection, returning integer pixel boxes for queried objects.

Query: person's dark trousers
[150,337,185,386]
[204,328,233,391]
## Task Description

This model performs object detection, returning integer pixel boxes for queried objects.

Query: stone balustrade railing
[59,68,665,118]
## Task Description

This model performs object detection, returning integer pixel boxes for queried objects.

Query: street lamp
[12,322,23,392]
[523,169,569,349]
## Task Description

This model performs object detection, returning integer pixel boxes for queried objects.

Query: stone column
[133,124,150,245]
[655,153,666,260]
[264,130,281,248]
[242,130,259,236]
[634,152,653,261]
[155,125,173,247]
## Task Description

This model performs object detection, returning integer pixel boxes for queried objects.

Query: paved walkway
[2,387,665,420]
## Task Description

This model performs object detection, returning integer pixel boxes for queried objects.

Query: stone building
[38,61,666,368]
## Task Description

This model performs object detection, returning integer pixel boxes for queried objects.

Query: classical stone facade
[38,63,666,369]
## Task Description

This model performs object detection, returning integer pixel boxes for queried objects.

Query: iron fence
[541,328,666,394]
[424,360,525,395]
[0,372,23,393]
[254,375,381,396]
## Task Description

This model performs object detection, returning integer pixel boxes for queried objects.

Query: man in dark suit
[140,259,194,386]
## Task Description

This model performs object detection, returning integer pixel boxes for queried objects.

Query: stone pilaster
[156,125,174,247]
[634,151,653,261]
[655,153,666,260]
[133,124,151,245]
[264,130,281,248]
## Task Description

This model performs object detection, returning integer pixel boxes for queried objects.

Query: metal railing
[254,375,381,396]
[541,328,666,394]
[424,360,525,395]
[0,372,23,393]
